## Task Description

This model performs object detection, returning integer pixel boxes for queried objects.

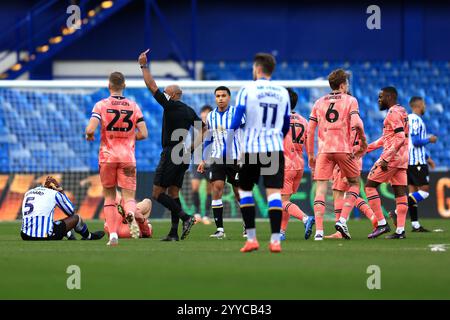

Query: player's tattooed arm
[139,49,158,94]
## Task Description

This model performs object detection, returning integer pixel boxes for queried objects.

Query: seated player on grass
[104,192,153,239]
[20,176,104,241]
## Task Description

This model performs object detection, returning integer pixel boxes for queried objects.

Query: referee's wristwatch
[140,64,149,69]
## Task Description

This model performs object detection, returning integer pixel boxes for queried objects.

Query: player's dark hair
[409,96,423,106]
[328,69,349,90]
[286,88,298,110]
[214,86,231,96]
[109,71,125,91]
[254,53,276,75]
[200,104,213,113]
[381,86,398,100]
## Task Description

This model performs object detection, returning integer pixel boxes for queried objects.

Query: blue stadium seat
[0,61,449,172]
[201,60,450,170]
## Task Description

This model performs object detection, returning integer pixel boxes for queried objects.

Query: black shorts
[154,147,190,188]
[239,151,284,191]
[209,161,240,187]
[21,220,67,241]
[407,165,429,186]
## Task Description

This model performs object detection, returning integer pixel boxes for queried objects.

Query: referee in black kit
[139,49,205,241]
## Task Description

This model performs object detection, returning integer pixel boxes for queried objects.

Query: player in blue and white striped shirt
[230,53,291,253]
[20,176,104,241]
[197,86,244,238]
[407,96,438,232]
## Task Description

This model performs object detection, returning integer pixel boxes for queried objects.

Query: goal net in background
[0,80,330,221]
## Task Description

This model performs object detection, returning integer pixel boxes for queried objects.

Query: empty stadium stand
[203,60,450,170]
[0,61,448,173]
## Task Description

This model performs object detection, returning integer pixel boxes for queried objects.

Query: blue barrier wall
[1,1,449,61]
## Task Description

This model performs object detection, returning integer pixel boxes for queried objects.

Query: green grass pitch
[0,219,449,299]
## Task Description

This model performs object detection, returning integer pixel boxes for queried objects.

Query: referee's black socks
[157,193,190,222]
[157,193,181,214]
[170,198,181,235]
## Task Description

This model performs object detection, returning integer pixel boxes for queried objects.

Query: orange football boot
[269,241,282,253]
[240,239,260,252]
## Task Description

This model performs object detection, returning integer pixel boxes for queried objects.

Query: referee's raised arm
[138,49,157,92]
[139,49,169,108]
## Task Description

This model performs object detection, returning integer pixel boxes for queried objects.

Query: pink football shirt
[379,105,409,169]
[91,95,144,163]
[308,92,362,154]
[283,112,308,171]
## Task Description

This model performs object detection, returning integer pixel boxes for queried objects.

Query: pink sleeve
[367,138,383,153]
[307,106,317,155]
[303,119,309,155]
[349,98,364,132]
[351,129,360,153]
[91,102,102,121]
[382,112,406,162]
[135,104,144,121]
[349,98,368,147]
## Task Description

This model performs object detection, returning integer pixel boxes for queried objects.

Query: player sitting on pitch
[104,193,153,239]
[20,176,105,241]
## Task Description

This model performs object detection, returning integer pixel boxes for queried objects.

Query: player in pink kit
[307,69,367,240]
[325,134,377,239]
[365,87,410,239]
[85,72,148,246]
[104,195,153,239]
[280,88,315,240]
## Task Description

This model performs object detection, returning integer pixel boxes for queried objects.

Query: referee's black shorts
[154,146,190,189]
[239,151,284,191]
[21,220,67,241]
[407,164,429,186]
